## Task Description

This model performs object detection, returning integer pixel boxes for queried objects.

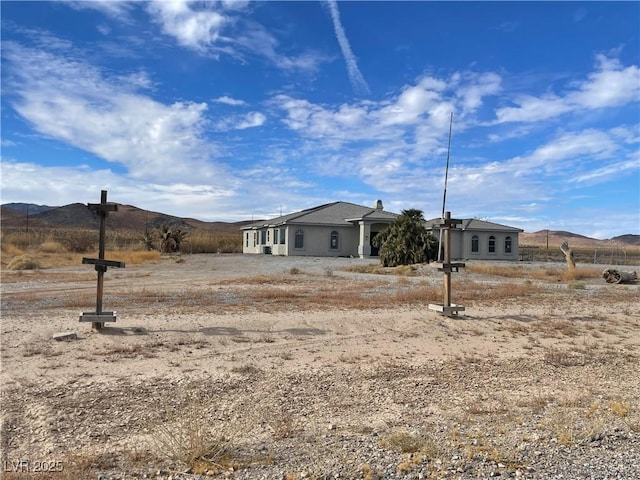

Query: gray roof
[242,202,398,229]
[426,217,524,233]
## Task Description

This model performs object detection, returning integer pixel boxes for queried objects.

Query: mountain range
[1,202,638,247]
[1,202,251,236]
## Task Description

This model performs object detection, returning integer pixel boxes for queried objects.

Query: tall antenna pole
[438,113,454,262]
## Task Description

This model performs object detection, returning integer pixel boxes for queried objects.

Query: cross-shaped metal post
[79,190,125,330]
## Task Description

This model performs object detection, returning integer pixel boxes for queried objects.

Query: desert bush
[2,231,31,250]
[39,240,67,253]
[383,429,440,456]
[7,254,40,270]
[1,243,25,257]
[151,404,235,474]
[58,229,96,253]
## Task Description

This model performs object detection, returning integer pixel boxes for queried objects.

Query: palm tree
[372,209,437,267]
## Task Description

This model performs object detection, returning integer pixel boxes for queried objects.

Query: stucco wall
[243,225,361,257]
[432,229,520,261]
[460,231,519,260]
[285,225,360,257]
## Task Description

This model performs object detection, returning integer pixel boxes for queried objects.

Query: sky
[1,1,639,239]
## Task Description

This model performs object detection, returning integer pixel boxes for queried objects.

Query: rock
[53,331,77,341]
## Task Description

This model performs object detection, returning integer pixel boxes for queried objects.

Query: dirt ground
[1,254,639,479]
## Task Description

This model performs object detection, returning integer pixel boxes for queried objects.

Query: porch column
[358,221,371,258]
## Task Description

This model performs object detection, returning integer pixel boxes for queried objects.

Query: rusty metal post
[80,190,124,330]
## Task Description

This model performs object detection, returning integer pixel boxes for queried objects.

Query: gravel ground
[1,254,639,479]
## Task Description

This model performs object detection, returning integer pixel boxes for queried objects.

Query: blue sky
[1,1,639,239]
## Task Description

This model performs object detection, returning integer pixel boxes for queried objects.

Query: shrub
[39,240,67,253]
[59,229,96,253]
[7,254,40,270]
[372,209,438,267]
[151,404,234,474]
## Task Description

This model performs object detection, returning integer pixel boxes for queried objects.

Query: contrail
[326,0,370,95]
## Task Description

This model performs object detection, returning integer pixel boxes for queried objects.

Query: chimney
[375,199,383,210]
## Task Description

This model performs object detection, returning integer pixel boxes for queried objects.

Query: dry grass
[382,430,440,456]
[343,263,419,276]
[38,240,67,253]
[2,249,159,269]
[1,227,165,268]
[151,408,230,473]
[454,280,542,303]
[104,250,161,265]
[466,264,602,283]
[186,231,242,254]
[6,254,40,270]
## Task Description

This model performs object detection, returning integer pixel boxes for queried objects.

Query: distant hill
[1,202,248,235]
[520,230,639,248]
[612,234,640,246]
[2,203,57,216]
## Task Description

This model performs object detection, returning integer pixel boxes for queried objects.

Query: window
[253,232,257,247]
[245,232,249,248]
[505,236,512,254]
[280,228,286,245]
[330,230,339,250]
[274,229,279,245]
[261,230,266,245]
[488,235,496,253]
[294,229,304,249]
[267,230,270,243]
[471,235,479,253]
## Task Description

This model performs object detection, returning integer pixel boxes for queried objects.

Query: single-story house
[426,218,524,261]
[241,200,398,258]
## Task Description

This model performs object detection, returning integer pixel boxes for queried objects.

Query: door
[370,232,379,256]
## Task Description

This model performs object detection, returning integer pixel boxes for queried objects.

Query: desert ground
[1,254,639,479]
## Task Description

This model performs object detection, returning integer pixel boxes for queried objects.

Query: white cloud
[495,94,573,123]
[0,157,316,223]
[571,157,639,184]
[64,0,133,18]
[495,55,640,123]
[233,112,266,130]
[457,72,502,113]
[215,111,266,130]
[325,0,370,95]
[569,55,640,109]
[526,129,618,166]
[147,0,226,53]
[3,43,226,183]
[378,85,441,126]
[273,70,500,148]
[213,95,247,106]
[145,1,328,73]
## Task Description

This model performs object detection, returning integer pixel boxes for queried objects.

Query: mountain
[519,230,639,248]
[611,234,640,246]
[1,202,248,235]
[2,202,57,216]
